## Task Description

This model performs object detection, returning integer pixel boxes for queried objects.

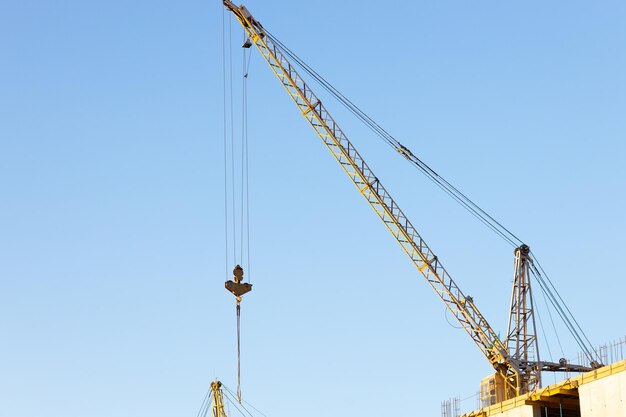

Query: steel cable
[263,30,602,365]
[222,3,229,282]
[236,301,242,402]
[196,386,211,417]
[223,386,257,417]
[265,30,523,249]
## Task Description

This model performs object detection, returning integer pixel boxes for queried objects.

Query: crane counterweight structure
[222,0,595,401]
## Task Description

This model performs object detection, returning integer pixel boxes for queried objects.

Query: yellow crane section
[222,0,520,397]
[222,0,595,400]
[211,381,228,417]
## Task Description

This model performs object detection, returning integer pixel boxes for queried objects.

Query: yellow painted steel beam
[211,381,228,417]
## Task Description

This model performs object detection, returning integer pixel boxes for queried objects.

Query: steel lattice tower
[506,244,541,393]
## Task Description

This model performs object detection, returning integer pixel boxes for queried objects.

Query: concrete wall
[579,371,626,417]
[490,405,538,417]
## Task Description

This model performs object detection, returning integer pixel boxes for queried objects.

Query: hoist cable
[404,154,523,247]
[264,31,396,148]
[225,395,232,417]
[408,167,519,247]
[223,387,257,417]
[236,301,242,402]
[222,5,229,280]
[530,255,599,363]
[444,305,463,329]
[223,391,246,417]
[266,31,521,248]
[242,31,252,283]
[224,386,259,417]
[534,297,554,363]
[530,263,596,364]
[245,126,251,283]
[532,269,582,358]
[196,386,211,417]
[222,386,249,413]
[262,30,603,365]
[531,253,597,353]
[236,395,268,417]
[460,391,480,402]
[240,30,246,267]
[266,30,523,249]
[539,273,565,359]
[276,36,521,247]
[229,14,237,265]
[532,270,585,357]
[245,81,251,283]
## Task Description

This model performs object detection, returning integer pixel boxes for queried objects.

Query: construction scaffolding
[574,336,626,367]
[441,396,461,417]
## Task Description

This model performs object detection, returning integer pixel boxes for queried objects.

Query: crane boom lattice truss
[223,0,523,397]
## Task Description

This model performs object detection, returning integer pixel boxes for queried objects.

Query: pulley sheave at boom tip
[222,0,601,399]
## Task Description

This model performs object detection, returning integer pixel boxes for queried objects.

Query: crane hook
[225,264,252,298]
[225,265,252,403]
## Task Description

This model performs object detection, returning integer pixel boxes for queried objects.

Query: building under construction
[208,361,626,417]
[464,360,626,417]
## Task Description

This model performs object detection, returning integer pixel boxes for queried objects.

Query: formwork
[461,360,626,417]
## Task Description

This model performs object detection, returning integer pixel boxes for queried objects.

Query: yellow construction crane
[222,0,596,401]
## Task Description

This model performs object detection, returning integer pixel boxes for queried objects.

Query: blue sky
[1,1,625,416]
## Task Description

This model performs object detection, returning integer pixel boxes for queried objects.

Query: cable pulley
[226,265,252,299]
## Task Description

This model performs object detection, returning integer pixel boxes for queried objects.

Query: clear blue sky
[1,1,625,416]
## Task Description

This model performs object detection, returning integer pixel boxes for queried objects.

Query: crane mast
[223,0,532,398]
[210,381,228,417]
[506,245,541,392]
[504,245,593,396]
